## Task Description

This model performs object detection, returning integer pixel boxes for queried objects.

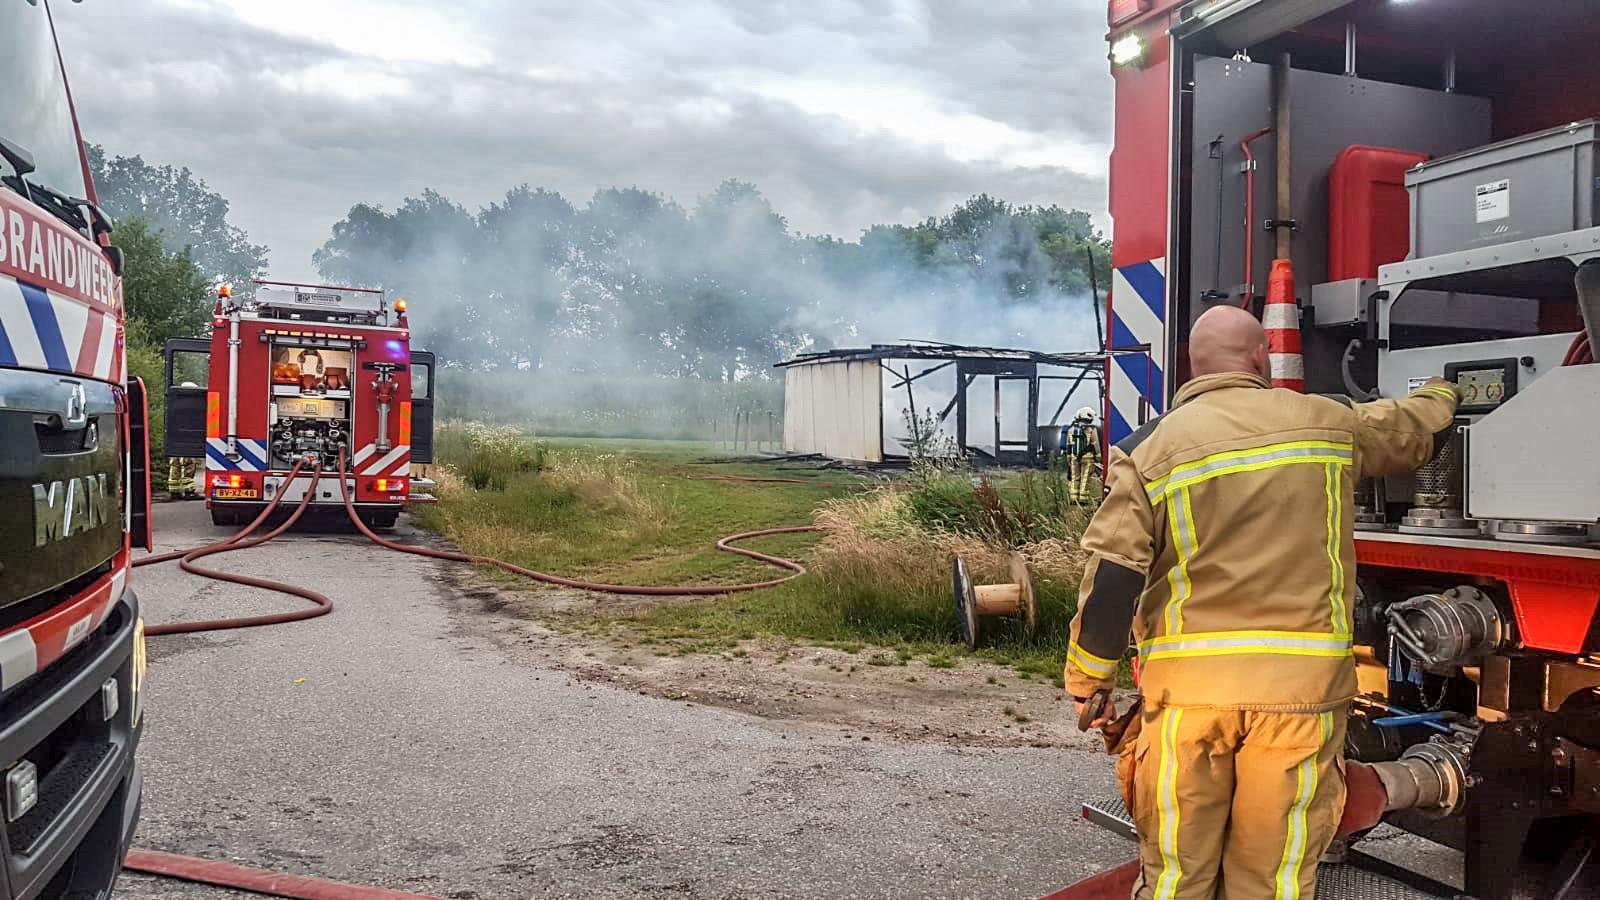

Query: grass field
[415,428,1093,684]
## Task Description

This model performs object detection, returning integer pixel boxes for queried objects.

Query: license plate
[213,488,259,500]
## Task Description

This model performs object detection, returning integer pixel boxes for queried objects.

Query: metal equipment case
[1407,119,1600,258]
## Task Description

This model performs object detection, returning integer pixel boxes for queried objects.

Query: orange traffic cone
[1263,258,1303,392]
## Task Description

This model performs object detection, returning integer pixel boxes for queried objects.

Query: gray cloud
[51,0,1111,279]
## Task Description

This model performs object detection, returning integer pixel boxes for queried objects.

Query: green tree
[88,145,269,294]
[115,219,212,473]
[117,218,213,346]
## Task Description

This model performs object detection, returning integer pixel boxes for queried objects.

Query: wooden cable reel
[951,552,1038,649]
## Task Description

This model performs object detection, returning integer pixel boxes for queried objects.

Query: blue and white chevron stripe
[205,437,268,471]
[1107,258,1167,445]
[0,273,119,379]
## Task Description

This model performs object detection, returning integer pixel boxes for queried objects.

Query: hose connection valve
[1387,586,1507,674]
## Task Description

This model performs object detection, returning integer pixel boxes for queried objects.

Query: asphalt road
[118,502,1126,899]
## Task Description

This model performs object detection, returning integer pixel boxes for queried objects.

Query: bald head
[1190,305,1271,379]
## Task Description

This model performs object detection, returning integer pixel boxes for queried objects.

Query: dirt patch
[446,569,1118,751]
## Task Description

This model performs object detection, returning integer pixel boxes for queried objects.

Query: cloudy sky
[52,0,1113,280]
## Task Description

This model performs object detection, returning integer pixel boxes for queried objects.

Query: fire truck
[1,1,148,897]
[1078,0,1600,895]
[163,281,436,528]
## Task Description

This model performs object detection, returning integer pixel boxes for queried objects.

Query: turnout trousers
[1129,704,1348,900]
[1069,452,1099,502]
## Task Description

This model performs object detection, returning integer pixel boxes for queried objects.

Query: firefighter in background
[166,381,201,499]
[1065,306,1458,899]
[1061,406,1101,502]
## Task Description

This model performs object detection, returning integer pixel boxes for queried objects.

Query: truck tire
[211,506,241,528]
[362,509,401,530]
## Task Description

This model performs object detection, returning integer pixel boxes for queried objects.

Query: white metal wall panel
[780,361,883,462]
[854,361,882,462]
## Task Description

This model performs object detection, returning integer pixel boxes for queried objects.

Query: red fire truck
[1079,0,1600,895]
[1,1,149,897]
[163,281,435,528]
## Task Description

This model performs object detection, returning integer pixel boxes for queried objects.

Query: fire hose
[127,452,820,897]
[334,448,819,595]
[133,459,336,636]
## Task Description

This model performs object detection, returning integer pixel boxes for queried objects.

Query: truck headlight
[131,617,147,728]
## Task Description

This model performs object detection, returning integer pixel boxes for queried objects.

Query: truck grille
[2,602,125,856]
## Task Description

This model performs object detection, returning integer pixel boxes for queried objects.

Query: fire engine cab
[1077,0,1600,896]
[164,281,436,529]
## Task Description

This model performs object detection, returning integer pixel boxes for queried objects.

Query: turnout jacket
[1064,372,1458,711]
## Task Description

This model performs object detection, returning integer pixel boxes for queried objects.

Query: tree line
[315,181,1109,380]
[91,148,1107,386]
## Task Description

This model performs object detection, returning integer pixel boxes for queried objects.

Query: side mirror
[102,244,124,277]
[0,136,36,178]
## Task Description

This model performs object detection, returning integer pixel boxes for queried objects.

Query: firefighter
[1064,305,1458,900]
[166,381,202,499]
[165,456,198,499]
[1061,406,1101,502]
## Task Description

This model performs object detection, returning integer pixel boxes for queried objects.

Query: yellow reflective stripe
[1067,642,1118,680]
[1163,486,1196,635]
[1154,707,1184,900]
[1144,440,1353,500]
[1323,463,1349,636]
[1274,710,1333,899]
[1139,630,1353,662]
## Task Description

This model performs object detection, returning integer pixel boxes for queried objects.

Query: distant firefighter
[166,456,199,499]
[1061,407,1101,502]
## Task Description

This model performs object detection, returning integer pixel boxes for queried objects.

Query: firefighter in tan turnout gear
[1064,305,1459,900]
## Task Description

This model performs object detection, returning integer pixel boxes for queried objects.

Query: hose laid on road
[124,849,441,900]
[133,458,308,567]
[127,452,820,899]
[338,448,819,595]
[134,460,335,636]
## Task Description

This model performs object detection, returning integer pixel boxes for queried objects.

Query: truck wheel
[362,510,400,530]
[211,506,241,528]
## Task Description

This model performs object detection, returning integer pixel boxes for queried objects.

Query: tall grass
[417,433,1094,681]
[902,460,1091,545]
[433,422,547,490]
[635,477,1091,681]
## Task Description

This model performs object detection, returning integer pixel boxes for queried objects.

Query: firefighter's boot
[1130,704,1347,900]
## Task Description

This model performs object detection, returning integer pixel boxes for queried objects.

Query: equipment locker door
[409,350,436,464]
[126,375,153,549]
[163,338,211,458]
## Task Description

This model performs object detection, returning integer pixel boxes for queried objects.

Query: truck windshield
[0,0,90,200]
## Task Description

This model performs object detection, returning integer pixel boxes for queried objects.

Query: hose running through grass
[340,448,819,594]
